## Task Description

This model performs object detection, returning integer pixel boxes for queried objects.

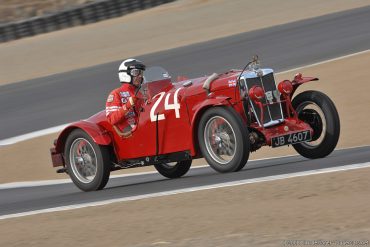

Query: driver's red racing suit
[105,83,143,132]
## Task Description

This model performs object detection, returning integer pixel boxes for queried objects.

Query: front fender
[292,73,319,96]
[55,120,111,153]
[191,96,231,126]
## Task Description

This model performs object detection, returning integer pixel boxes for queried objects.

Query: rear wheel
[292,90,340,159]
[198,107,250,173]
[65,129,111,191]
[154,160,192,179]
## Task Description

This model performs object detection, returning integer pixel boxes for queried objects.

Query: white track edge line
[1,144,369,190]
[1,49,369,147]
[0,124,70,146]
[276,49,370,74]
[1,161,370,220]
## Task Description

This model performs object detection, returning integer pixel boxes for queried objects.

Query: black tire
[198,107,250,173]
[154,160,192,179]
[292,90,340,159]
[65,129,111,191]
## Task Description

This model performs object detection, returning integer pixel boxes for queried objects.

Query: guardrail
[0,0,175,43]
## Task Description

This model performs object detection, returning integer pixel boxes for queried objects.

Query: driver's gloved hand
[128,96,137,106]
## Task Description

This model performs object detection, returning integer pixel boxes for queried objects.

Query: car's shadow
[102,156,308,191]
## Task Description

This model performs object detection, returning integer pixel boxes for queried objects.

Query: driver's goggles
[130,69,144,77]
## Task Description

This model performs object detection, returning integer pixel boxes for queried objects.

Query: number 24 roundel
[150,88,182,122]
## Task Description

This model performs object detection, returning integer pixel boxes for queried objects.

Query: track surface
[1,6,370,140]
[1,146,369,217]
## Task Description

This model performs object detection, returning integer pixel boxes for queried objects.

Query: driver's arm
[105,92,135,125]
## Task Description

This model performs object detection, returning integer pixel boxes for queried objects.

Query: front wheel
[154,160,192,179]
[65,129,111,191]
[198,107,250,173]
[292,90,340,159]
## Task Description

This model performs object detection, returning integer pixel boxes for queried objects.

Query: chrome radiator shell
[240,69,284,127]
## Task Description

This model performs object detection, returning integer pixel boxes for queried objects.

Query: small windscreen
[143,66,171,83]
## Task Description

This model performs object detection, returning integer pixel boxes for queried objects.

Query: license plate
[271,130,311,148]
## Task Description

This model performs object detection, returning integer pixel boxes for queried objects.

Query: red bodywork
[50,70,318,168]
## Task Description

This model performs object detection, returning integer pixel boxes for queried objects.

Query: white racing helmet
[118,58,146,84]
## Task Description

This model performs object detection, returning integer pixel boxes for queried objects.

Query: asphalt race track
[0,7,370,218]
[0,146,369,217]
[0,6,370,140]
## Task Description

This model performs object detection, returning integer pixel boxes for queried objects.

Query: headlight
[248,85,265,101]
[278,80,293,95]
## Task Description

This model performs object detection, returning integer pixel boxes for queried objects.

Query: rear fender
[55,121,111,153]
[190,96,231,156]
[292,73,319,96]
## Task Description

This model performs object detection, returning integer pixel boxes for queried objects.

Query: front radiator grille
[242,71,284,126]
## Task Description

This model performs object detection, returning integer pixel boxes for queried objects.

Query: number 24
[150,88,182,122]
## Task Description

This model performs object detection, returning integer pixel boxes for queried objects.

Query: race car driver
[105,58,145,137]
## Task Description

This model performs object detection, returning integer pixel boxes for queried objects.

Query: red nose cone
[249,85,265,101]
[278,80,293,95]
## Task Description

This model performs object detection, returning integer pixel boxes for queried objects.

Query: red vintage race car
[50,56,340,191]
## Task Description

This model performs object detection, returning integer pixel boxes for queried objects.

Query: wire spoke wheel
[65,129,111,191]
[198,107,250,173]
[70,138,98,183]
[204,116,237,164]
